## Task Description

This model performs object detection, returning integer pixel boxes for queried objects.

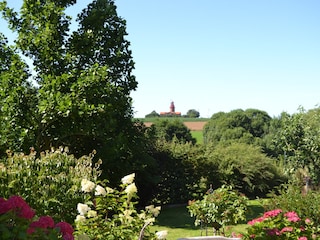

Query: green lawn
[191,131,203,144]
[151,200,264,240]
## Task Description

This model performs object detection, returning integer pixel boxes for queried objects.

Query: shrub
[0,195,74,240]
[0,148,101,223]
[264,183,320,226]
[206,143,286,198]
[74,173,161,240]
[243,209,318,239]
[187,185,248,235]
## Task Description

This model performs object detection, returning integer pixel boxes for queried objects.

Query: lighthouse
[170,101,175,113]
[160,101,181,116]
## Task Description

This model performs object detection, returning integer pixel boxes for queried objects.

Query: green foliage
[146,119,196,144]
[188,185,248,234]
[203,109,271,145]
[74,174,160,240]
[0,33,36,156]
[0,148,101,223]
[145,111,160,118]
[150,140,208,204]
[185,109,200,118]
[0,0,159,204]
[0,0,138,172]
[264,183,320,226]
[272,108,320,183]
[205,143,286,198]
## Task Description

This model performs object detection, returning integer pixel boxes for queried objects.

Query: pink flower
[27,216,55,234]
[248,216,265,225]
[305,218,311,224]
[5,195,35,219]
[263,209,282,218]
[280,227,293,233]
[55,221,74,239]
[298,237,308,240]
[284,211,301,222]
[31,216,55,228]
[63,233,75,240]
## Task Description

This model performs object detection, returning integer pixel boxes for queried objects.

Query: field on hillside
[136,118,208,144]
[135,118,209,131]
[135,117,209,123]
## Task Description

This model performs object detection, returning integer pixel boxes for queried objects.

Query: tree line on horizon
[145,109,200,118]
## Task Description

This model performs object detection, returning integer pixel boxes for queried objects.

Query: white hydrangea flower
[146,217,155,224]
[124,183,137,196]
[95,185,107,196]
[146,205,161,217]
[87,210,97,218]
[121,173,135,185]
[81,179,95,193]
[77,203,91,216]
[75,215,86,222]
[155,230,168,239]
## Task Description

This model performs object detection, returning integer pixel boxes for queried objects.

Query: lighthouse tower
[170,101,175,113]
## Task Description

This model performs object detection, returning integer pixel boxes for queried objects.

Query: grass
[150,200,265,240]
[191,131,203,144]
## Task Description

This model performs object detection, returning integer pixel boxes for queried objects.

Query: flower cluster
[243,209,319,239]
[0,195,74,240]
[74,173,164,239]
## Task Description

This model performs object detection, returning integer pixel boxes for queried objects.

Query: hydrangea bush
[188,185,248,236]
[0,195,74,240]
[243,209,319,239]
[0,148,101,223]
[74,173,162,240]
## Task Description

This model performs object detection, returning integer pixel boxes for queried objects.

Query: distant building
[160,101,181,116]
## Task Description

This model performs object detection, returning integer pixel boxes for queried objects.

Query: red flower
[4,195,35,219]
[63,233,75,240]
[55,221,74,239]
[30,216,55,228]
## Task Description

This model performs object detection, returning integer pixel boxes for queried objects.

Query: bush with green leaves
[187,185,248,235]
[205,142,287,198]
[150,140,208,205]
[243,208,318,239]
[264,183,320,226]
[0,148,101,223]
[74,173,162,240]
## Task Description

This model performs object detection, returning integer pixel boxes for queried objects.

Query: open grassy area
[191,131,203,144]
[151,200,265,240]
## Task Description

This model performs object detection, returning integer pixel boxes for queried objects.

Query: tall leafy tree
[147,119,196,144]
[0,0,146,184]
[272,108,320,183]
[203,109,271,145]
[0,32,37,154]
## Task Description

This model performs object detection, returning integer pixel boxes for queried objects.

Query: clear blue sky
[2,1,320,118]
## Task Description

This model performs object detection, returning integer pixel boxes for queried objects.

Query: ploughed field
[143,121,207,131]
